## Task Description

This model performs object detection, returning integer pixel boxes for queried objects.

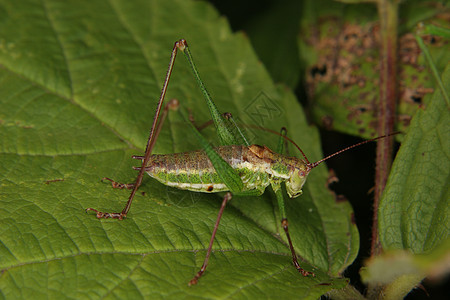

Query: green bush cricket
[86,39,395,285]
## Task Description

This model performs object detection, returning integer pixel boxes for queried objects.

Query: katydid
[86,39,395,285]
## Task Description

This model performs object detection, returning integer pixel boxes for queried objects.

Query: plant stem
[371,0,399,257]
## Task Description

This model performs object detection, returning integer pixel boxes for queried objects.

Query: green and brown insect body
[134,144,310,198]
[87,39,395,284]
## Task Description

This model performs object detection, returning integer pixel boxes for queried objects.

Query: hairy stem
[370,0,399,294]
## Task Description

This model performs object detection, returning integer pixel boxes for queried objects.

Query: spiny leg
[273,128,315,277]
[189,192,232,286]
[282,218,315,277]
[188,110,213,131]
[85,39,184,220]
[272,186,315,277]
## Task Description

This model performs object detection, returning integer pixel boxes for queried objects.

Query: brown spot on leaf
[347,104,372,122]
[326,169,339,187]
[44,179,64,184]
[310,64,327,78]
[321,115,334,130]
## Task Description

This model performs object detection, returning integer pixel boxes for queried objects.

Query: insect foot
[188,271,203,286]
[292,255,315,277]
[85,208,125,220]
[281,218,316,277]
[102,177,135,190]
[297,265,315,277]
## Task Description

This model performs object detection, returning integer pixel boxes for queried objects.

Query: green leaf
[0,0,358,298]
[415,34,450,108]
[298,0,449,139]
[379,63,450,253]
[421,24,450,39]
[362,239,450,284]
[241,0,302,88]
[361,239,450,299]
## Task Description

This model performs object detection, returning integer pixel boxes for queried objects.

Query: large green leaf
[379,63,449,253]
[0,0,358,298]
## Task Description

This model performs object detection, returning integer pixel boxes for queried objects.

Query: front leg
[271,181,315,277]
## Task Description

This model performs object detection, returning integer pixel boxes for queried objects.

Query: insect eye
[299,170,305,177]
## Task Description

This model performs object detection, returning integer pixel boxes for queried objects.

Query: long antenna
[309,132,400,169]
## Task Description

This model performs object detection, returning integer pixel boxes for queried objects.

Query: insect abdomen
[141,145,240,192]
[139,145,271,193]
